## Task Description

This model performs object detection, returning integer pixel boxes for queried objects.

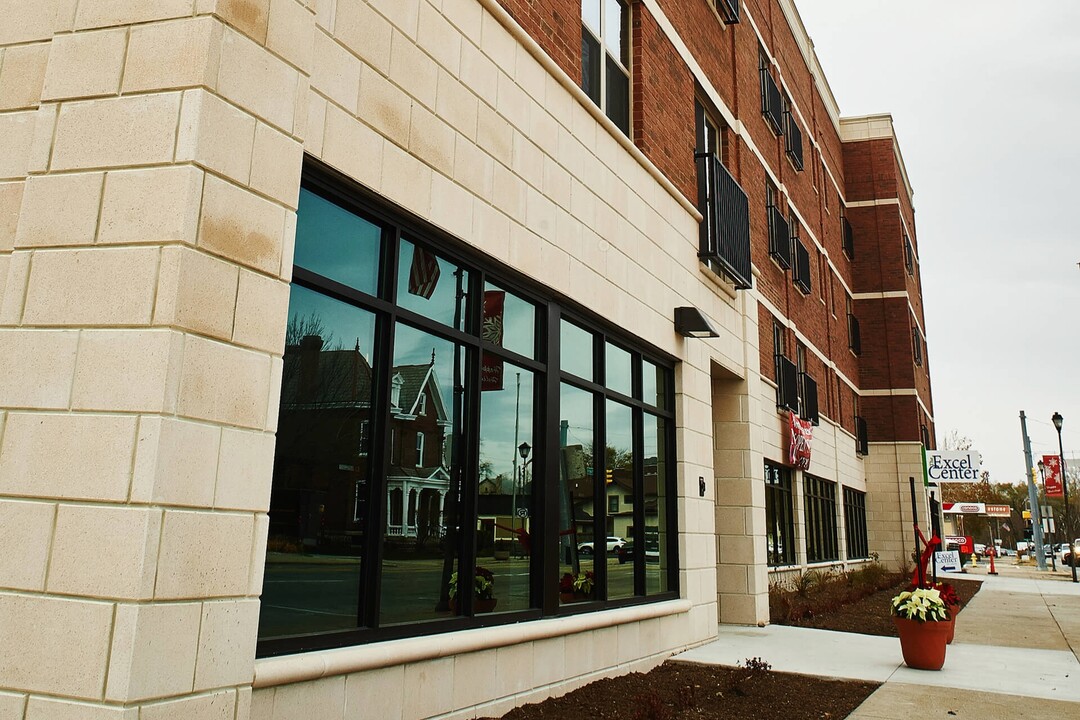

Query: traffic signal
[605,468,613,484]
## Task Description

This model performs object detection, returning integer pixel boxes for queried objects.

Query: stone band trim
[253,598,693,688]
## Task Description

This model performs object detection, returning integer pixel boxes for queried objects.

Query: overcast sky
[795,1,1080,484]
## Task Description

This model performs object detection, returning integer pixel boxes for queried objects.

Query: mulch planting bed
[777,576,983,637]
[481,571,982,719]
[488,662,879,720]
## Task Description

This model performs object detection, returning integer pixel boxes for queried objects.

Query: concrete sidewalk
[674,564,1080,717]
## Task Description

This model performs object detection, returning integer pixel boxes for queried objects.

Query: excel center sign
[924,449,982,485]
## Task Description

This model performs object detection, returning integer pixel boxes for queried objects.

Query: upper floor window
[695,100,751,288]
[903,234,915,275]
[767,184,791,269]
[582,0,630,135]
[783,95,803,170]
[709,0,740,24]
[415,432,425,467]
[913,327,923,366]
[759,48,783,135]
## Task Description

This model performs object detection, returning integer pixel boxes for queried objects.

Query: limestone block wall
[0,0,753,717]
[864,442,930,570]
[0,0,304,716]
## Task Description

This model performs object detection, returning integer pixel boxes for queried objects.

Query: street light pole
[1052,412,1077,583]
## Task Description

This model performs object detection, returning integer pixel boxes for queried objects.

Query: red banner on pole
[1042,455,1064,497]
[788,412,813,469]
[481,291,505,391]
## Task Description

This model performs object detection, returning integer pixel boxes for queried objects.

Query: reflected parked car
[578,536,626,555]
[616,541,660,564]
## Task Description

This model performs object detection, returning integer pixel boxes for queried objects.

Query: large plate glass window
[258,161,678,657]
[764,461,795,566]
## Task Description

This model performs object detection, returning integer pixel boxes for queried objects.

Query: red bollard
[988,547,998,575]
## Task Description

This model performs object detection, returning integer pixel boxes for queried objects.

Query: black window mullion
[457,272,485,615]
[632,405,645,596]
[541,304,561,613]
[593,334,607,598]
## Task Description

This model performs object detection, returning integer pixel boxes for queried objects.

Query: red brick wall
[496,0,581,82]
[632,3,697,202]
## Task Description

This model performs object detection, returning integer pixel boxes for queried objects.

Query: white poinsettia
[891,586,949,622]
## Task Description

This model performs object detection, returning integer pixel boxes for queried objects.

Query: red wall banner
[481,291,505,391]
[788,412,812,469]
[1042,455,1064,498]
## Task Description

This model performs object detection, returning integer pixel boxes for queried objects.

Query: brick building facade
[0,0,934,717]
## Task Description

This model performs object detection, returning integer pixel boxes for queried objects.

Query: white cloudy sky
[795,1,1080,483]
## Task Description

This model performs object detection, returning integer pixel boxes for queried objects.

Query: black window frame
[843,487,869,560]
[792,230,811,295]
[765,461,795,566]
[759,50,783,135]
[257,157,680,658]
[913,327,923,366]
[903,234,915,276]
[855,415,869,456]
[804,474,838,564]
[695,100,752,289]
[841,215,854,259]
[783,97,803,170]
[767,187,791,269]
[710,0,740,24]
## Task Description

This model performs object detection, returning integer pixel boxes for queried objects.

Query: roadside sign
[1042,455,1065,497]
[924,449,982,484]
[1023,510,1032,520]
[945,535,973,553]
[935,550,962,572]
[516,508,529,518]
[986,504,1011,518]
[943,502,986,514]
[1043,518,1056,534]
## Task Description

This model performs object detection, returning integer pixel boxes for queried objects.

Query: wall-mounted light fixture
[674,306,719,338]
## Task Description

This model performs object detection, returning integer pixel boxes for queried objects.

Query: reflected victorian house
[272,331,451,553]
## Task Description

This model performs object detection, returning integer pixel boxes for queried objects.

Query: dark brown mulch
[487,662,879,720]
[780,577,983,636]
[480,574,981,719]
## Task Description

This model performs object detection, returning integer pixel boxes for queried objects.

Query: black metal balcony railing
[768,205,791,269]
[848,313,861,356]
[841,217,854,259]
[761,69,784,135]
[800,372,819,425]
[715,0,740,24]
[775,355,799,412]
[793,238,811,294]
[697,154,752,289]
[855,416,869,455]
[785,111,804,170]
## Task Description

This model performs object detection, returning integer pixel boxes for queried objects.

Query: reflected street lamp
[1053,412,1077,583]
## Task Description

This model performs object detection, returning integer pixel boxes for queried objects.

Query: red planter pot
[946,603,959,644]
[893,616,950,670]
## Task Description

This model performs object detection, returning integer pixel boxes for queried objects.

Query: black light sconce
[674,306,719,338]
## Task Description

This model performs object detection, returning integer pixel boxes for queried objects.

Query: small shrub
[731,657,773,696]
[629,692,673,720]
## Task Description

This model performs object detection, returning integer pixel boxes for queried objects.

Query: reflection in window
[643,414,668,594]
[260,167,679,656]
[396,238,469,330]
[483,283,536,360]
[293,188,382,294]
[605,400,634,600]
[605,342,632,397]
[559,383,596,604]
[380,323,463,626]
[259,285,375,640]
[765,461,795,566]
[476,364,535,614]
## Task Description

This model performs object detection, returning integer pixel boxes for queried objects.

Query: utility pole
[1020,411,1047,570]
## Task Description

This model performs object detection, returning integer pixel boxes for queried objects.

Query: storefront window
[257,163,678,656]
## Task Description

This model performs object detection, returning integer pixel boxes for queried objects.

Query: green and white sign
[923,449,982,485]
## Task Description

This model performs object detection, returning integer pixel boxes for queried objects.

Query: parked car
[578,536,626,555]
[1059,540,1080,566]
[616,541,661,564]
